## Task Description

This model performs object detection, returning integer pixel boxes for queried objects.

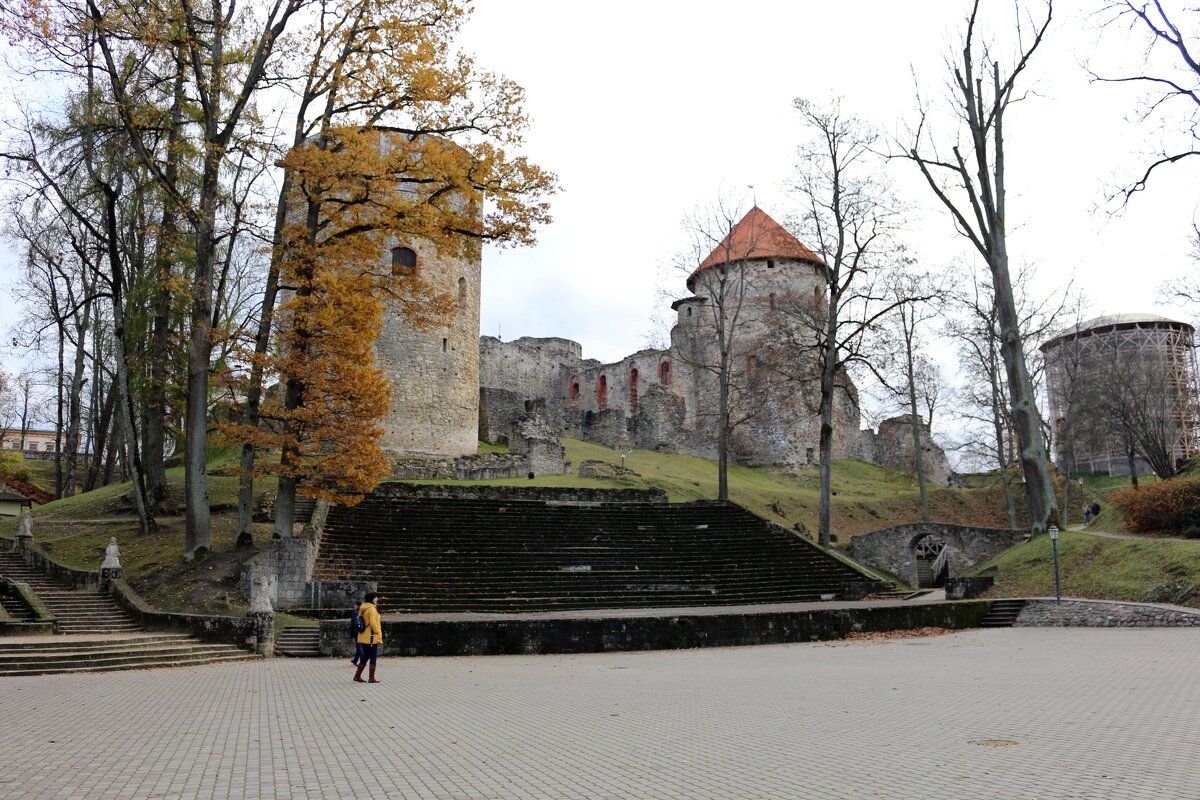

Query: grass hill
[970,530,1200,607]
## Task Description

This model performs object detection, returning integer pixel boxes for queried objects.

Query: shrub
[1185,526,1200,540]
[1112,479,1200,534]
[0,451,30,482]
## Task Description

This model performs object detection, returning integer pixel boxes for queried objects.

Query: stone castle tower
[287,130,484,458]
[374,232,482,458]
[669,206,853,466]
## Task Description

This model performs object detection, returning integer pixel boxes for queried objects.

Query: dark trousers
[360,644,379,666]
[352,642,365,663]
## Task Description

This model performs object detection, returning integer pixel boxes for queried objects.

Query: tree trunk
[235,172,291,548]
[102,194,155,536]
[62,301,90,498]
[183,162,221,559]
[817,310,839,548]
[1128,447,1139,488]
[903,323,929,522]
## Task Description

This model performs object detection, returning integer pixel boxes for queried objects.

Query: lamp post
[1049,525,1061,605]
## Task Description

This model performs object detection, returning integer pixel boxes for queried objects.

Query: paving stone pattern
[2,628,1198,799]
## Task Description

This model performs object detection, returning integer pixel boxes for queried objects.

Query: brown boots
[353,662,367,682]
[368,666,380,684]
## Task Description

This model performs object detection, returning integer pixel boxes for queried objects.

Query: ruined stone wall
[478,387,526,444]
[862,417,952,483]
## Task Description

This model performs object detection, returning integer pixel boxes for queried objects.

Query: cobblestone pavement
[1,628,1197,799]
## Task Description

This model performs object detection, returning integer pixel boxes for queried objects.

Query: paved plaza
[1,628,1197,799]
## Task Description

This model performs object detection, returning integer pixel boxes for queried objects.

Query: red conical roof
[688,207,824,290]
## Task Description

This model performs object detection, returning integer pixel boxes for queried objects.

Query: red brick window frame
[658,361,672,385]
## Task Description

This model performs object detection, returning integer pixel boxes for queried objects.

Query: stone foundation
[1015,599,1200,627]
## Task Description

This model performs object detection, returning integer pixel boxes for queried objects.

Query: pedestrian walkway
[1,627,1196,799]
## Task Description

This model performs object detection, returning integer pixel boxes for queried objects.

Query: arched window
[768,292,776,309]
[391,246,418,277]
[687,307,693,317]
[458,276,467,306]
[813,285,822,304]
[658,361,672,385]
[597,375,608,411]
[629,368,639,412]
[747,354,759,379]
[568,379,580,401]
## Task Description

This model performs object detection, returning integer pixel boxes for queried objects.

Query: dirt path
[1068,525,1192,542]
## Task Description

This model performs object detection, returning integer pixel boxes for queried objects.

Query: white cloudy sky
[1,0,1196,437]
[459,0,1199,364]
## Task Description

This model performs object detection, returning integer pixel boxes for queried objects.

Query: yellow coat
[356,601,382,645]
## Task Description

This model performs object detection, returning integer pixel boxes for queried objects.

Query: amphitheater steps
[313,496,871,613]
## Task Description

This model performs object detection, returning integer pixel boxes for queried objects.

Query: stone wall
[1015,599,1200,627]
[478,387,526,444]
[847,523,1029,587]
[318,599,992,657]
[859,417,952,484]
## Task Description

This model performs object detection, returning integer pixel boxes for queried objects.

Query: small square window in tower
[391,246,418,277]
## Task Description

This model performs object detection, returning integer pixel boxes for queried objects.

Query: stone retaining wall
[1015,599,1200,627]
[319,600,991,657]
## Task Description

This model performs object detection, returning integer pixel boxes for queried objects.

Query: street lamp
[1049,525,1061,605]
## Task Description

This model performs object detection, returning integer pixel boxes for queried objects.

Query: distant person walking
[1091,501,1101,520]
[349,601,363,666]
[353,592,383,684]
[1083,504,1091,525]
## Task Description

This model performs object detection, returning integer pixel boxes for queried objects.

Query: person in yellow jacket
[353,592,383,684]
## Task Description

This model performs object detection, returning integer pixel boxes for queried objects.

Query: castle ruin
[375,203,949,479]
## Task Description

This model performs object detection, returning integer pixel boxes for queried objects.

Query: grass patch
[970,530,1200,607]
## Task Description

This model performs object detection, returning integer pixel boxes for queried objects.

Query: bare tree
[670,198,771,502]
[906,0,1058,534]
[777,98,909,547]
[881,266,946,522]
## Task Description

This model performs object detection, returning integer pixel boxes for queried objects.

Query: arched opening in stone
[813,284,822,304]
[768,292,776,309]
[458,276,467,306]
[911,534,948,588]
[597,375,608,410]
[629,367,639,412]
[568,379,580,402]
[658,361,671,385]
[391,246,418,277]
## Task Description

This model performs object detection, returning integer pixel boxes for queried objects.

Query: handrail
[929,546,950,583]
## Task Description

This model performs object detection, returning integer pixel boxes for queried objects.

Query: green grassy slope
[970,530,1200,607]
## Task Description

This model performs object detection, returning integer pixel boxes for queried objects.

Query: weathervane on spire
[747,184,757,208]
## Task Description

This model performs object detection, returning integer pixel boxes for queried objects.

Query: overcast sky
[458,0,1199,365]
[1,0,1197,443]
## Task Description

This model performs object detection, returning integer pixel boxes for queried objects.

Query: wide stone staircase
[0,550,140,634]
[0,549,256,674]
[312,496,872,613]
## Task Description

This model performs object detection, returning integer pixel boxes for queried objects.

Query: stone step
[0,652,256,676]
[0,634,195,652]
